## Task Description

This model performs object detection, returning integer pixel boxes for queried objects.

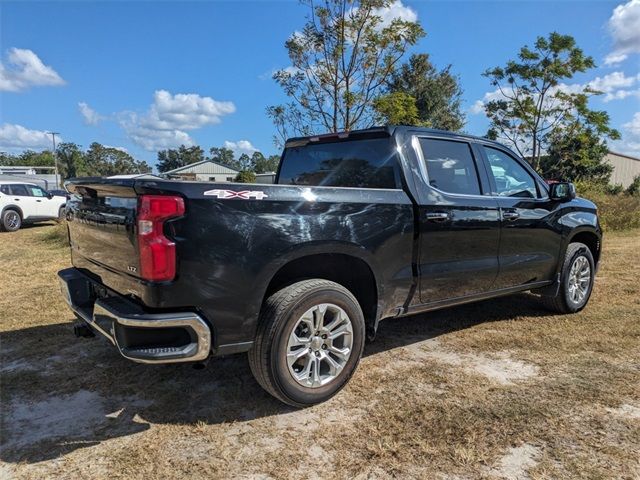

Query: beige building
[606,151,640,188]
[163,160,239,182]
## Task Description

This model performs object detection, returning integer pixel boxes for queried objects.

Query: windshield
[277,137,399,189]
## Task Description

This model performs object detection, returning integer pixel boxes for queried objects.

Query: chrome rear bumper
[58,268,211,364]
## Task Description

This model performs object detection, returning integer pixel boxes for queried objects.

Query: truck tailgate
[66,180,140,278]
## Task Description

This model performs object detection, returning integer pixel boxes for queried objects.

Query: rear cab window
[277,137,400,189]
[0,185,9,195]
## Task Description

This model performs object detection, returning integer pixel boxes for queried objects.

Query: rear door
[8,184,39,219]
[478,145,562,288]
[413,136,501,304]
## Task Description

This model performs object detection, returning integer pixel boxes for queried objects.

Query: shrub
[575,181,640,231]
[626,175,640,197]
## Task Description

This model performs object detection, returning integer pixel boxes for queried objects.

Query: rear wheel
[541,242,595,313]
[248,279,365,407]
[1,209,22,232]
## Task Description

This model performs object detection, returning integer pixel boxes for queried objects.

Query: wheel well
[1,205,23,220]
[570,231,601,265]
[264,254,378,330]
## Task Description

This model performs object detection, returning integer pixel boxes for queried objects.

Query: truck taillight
[137,195,185,282]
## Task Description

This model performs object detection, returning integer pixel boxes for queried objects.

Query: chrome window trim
[481,144,547,200]
[412,135,490,200]
[412,134,550,201]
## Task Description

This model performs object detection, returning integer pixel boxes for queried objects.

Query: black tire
[541,242,595,314]
[56,206,65,223]
[248,279,366,407]
[1,209,22,232]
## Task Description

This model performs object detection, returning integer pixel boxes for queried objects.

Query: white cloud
[120,90,235,151]
[121,119,195,151]
[0,48,65,92]
[586,71,640,101]
[469,88,511,114]
[604,52,628,66]
[604,0,640,65]
[224,140,258,157]
[0,124,56,151]
[588,71,636,92]
[141,90,235,130]
[373,1,418,27]
[78,102,104,126]
[624,112,640,136]
[260,66,301,80]
[611,112,640,156]
[471,71,640,115]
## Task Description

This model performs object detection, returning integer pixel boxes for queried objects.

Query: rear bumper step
[58,268,211,364]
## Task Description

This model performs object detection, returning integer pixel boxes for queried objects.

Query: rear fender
[246,241,382,327]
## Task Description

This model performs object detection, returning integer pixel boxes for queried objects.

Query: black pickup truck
[58,126,601,406]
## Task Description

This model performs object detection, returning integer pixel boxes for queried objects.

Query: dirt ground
[1,224,639,479]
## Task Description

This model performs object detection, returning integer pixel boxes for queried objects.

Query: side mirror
[549,182,576,201]
[47,192,54,199]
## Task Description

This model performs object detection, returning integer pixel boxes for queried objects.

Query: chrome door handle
[426,211,451,222]
[503,211,520,221]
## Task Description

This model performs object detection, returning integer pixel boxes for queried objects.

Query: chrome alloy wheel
[286,303,354,388]
[5,211,20,229]
[568,255,591,304]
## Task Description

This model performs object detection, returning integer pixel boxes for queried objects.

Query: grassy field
[1,223,639,479]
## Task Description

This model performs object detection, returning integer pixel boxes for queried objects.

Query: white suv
[0,181,67,232]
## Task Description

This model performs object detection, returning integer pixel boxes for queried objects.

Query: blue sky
[1,0,639,168]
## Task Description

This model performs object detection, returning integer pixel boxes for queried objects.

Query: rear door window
[278,138,399,189]
[9,184,29,196]
[418,138,482,195]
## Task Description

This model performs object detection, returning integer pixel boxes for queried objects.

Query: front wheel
[541,242,595,313]
[248,279,365,407]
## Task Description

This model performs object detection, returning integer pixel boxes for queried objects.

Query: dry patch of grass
[1,224,639,479]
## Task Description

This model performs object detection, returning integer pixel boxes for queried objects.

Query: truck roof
[0,180,39,185]
[284,125,508,150]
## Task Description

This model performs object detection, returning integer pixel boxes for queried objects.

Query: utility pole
[47,132,60,188]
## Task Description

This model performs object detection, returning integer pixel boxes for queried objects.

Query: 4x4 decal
[203,189,269,200]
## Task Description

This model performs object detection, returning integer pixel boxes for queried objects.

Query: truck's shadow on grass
[0,293,552,464]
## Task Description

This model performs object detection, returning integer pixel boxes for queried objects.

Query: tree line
[268,0,620,184]
[0,142,151,178]
[156,145,280,180]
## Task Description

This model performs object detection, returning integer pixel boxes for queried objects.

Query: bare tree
[268,0,424,145]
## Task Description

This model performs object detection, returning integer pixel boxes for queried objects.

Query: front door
[25,184,56,217]
[479,145,562,288]
[415,137,501,303]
